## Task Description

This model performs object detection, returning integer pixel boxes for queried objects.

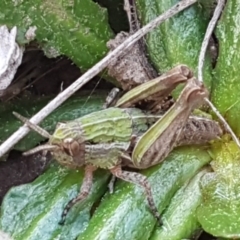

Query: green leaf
[135,0,213,93]
[150,168,210,240]
[0,0,114,70]
[197,140,240,238]
[211,0,240,135]
[0,163,110,240]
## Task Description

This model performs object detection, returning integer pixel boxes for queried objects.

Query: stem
[198,0,225,83]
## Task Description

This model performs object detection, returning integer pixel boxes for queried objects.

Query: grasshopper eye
[69,141,80,156]
[63,138,80,156]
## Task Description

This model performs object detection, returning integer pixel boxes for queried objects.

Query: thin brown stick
[198,0,225,82]
[197,0,240,147]
[0,0,197,157]
[205,98,240,148]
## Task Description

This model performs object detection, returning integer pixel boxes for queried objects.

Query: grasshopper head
[13,112,86,169]
[49,123,86,168]
[49,139,85,169]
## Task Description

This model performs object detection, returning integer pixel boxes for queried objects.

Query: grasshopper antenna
[23,145,59,156]
[13,112,58,155]
[81,69,107,109]
[13,112,51,139]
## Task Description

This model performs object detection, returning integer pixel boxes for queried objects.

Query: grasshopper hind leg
[59,165,96,225]
[108,175,116,194]
[110,165,162,225]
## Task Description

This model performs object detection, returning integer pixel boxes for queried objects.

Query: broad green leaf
[197,140,240,238]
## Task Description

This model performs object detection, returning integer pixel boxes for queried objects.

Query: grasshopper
[13,65,222,225]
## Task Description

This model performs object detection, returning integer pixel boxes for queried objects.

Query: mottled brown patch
[177,116,223,146]
[107,32,157,90]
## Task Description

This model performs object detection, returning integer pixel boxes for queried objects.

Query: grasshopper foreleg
[103,87,120,108]
[59,165,96,225]
[110,165,162,225]
[108,175,117,194]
